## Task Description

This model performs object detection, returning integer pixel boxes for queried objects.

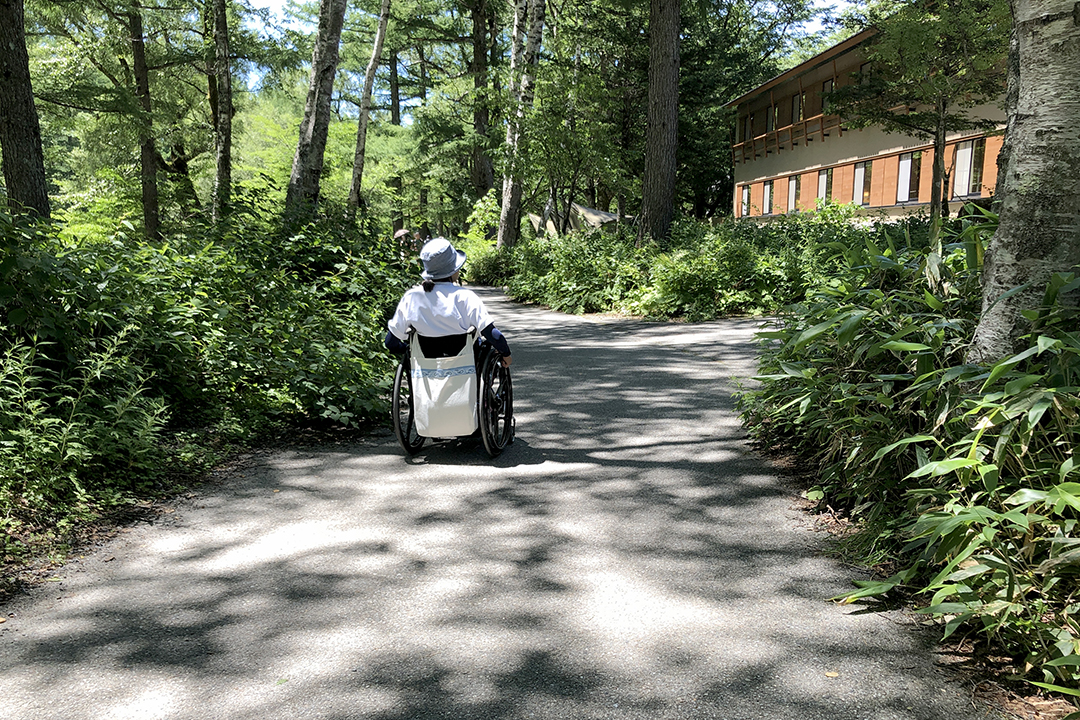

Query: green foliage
[0,330,167,513]
[0,196,413,558]
[457,190,510,287]
[507,224,650,314]
[827,0,1008,141]
[738,209,1080,689]
[503,205,874,320]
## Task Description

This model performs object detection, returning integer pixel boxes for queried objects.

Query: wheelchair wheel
[392,360,425,455]
[478,349,514,457]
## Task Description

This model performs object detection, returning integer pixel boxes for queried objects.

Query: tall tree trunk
[0,0,50,218]
[561,169,580,235]
[285,0,348,223]
[496,0,541,249]
[388,48,404,232]
[540,184,555,233]
[347,0,392,215]
[928,98,947,253]
[204,2,218,137]
[417,42,431,239]
[212,0,232,221]
[469,0,494,197]
[419,187,431,240]
[969,0,1080,363]
[128,7,160,240]
[638,0,679,244]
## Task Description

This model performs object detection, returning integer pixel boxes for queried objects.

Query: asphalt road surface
[1,289,992,720]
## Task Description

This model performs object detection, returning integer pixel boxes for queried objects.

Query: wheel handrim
[482,360,512,450]
[393,362,424,453]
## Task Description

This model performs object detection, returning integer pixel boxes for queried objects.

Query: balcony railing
[732,113,844,164]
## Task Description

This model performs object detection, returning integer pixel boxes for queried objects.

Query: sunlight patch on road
[201,522,379,572]
[101,688,176,720]
[563,557,783,687]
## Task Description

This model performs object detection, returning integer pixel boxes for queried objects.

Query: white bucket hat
[420,237,467,280]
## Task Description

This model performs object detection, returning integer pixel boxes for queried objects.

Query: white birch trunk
[969,0,1080,362]
[506,0,527,100]
[347,0,393,214]
[285,0,348,222]
[496,0,543,249]
[211,0,232,222]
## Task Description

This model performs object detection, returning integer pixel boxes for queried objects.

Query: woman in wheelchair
[384,238,514,457]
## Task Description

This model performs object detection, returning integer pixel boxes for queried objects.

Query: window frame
[817,168,834,201]
[853,161,873,206]
[953,138,987,198]
[897,151,922,203]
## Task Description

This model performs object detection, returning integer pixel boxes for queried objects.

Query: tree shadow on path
[0,292,986,720]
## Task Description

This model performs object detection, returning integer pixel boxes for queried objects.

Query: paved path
[1,290,990,720]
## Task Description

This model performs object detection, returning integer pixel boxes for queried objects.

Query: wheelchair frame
[392,342,514,458]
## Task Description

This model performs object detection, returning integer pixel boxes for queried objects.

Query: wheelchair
[392,331,514,458]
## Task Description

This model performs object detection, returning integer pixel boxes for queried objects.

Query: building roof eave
[724,29,877,110]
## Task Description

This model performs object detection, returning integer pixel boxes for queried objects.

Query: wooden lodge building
[727,30,1005,219]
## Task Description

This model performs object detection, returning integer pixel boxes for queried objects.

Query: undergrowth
[496,202,926,319]
[737,206,1080,697]
[0,193,414,565]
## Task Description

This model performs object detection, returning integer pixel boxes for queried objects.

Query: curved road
[1,289,990,720]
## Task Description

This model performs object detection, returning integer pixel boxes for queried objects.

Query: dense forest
[2,0,1080,701]
[7,0,819,237]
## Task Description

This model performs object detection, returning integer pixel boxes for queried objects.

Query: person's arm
[480,324,512,366]
[386,292,412,354]
[384,330,408,355]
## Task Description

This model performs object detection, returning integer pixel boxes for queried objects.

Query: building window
[791,93,802,124]
[788,174,800,212]
[859,62,871,85]
[953,138,987,197]
[853,161,873,206]
[746,113,755,142]
[821,79,834,112]
[766,105,775,133]
[817,168,834,201]
[897,151,922,203]
[763,180,774,215]
[741,185,750,216]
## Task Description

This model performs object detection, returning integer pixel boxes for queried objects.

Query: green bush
[446,190,512,287]
[507,224,648,313]
[626,223,789,319]
[501,204,878,320]
[738,213,1080,691]
[0,194,414,558]
[0,329,167,510]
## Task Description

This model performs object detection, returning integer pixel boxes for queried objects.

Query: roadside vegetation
[1,198,413,573]
[463,202,1080,699]
[737,207,1080,697]
[463,198,877,319]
